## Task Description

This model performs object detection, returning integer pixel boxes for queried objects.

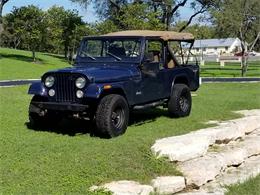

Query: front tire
[168,84,192,117]
[95,94,129,137]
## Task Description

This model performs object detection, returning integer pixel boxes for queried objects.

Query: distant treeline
[0,0,259,62]
[0,5,217,61]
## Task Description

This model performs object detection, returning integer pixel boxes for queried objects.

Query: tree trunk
[64,43,68,59]
[0,0,8,36]
[32,50,36,62]
[240,41,248,77]
[241,55,247,77]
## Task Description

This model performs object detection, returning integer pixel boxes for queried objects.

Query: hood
[47,65,140,83]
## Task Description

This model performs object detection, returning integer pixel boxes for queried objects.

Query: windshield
[78,38,142,62]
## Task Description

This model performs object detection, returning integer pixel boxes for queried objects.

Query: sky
[3,0,194,23]
[2,0,98,23]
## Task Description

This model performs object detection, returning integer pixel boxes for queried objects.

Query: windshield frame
[76,36,144,64]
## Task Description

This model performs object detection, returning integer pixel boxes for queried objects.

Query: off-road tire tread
[168,84,191,117]
[96,94,129,137]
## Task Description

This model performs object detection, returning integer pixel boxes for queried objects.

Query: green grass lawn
[226,175,260,195]
[200,61,260,77]
[0,83,260,194]
[0,47,70,80]
[1,48,260,81]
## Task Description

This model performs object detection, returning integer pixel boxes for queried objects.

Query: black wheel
[28,96,61,128]
[95,94,129,137]
[168,84,192,117]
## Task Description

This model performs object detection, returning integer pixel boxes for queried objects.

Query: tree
[2,5,89,59]
[1,14,23,48]
[212,0,260,76]
[46,6,86,58]
[60,9,85,59]
[46,6,70,54]
[174,22,215,38]
[0,0,9,35]
[3,5,46,61]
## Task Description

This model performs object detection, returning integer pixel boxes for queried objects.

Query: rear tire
[95,94,129,137]
[168,84,192,117]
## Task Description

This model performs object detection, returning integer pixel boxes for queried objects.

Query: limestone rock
[151,176,185,194]
[151,133,213,162]
[250,128,260,136]
[201,155,260,194]
[178,153,226,187]
[217,147,247,166]
[90,180,154,195]
[179,190,224,195]
[231,116,260,134]
[242,135,260,157]
[234,109,260,117]
[213,124,245,143]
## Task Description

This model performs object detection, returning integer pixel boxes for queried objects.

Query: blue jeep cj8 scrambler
[28,30,200,137]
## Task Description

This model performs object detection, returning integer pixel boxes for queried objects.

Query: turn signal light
[104,85,112,90]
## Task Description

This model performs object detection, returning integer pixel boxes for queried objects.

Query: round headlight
[45,76,55,87]
[48,89,55,97]
[76,90,84,98]
[75,77,86,89]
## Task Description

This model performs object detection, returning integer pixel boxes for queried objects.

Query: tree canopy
[212,0,260,76]
[0,0,10,34]
[1,0,259,75]
[1,5,88,60]
[70,0,219,31]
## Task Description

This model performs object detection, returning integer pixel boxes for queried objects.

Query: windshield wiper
[106,52,122,61]
[81,51,96,60]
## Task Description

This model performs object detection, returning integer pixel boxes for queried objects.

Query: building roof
[193,38,238,48]
[103,30,194,41]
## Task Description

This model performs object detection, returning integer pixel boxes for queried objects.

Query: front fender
[28,81,47,96]
[84,83,127,101]
[84,83,102,99]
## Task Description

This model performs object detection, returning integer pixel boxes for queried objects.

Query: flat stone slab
[151,176,185,194]
[90,180,153,195]
[151,112,260,162]
[178,153,225,187]
[178,191,223,195]
[178,130,260,187]
[151,133,213,162]
[201,155,260,194]
[235,109,260,117]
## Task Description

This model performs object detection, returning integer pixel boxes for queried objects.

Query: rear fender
[171,74,190,93]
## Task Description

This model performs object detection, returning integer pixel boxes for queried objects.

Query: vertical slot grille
[54,73,77,102]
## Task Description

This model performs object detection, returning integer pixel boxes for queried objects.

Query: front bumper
[30,101,89,112]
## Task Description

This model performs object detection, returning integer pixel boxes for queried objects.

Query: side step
[133,99,168,110]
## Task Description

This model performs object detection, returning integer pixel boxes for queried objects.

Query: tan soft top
[103,30,194,41]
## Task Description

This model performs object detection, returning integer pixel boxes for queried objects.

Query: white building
[191,38,242,55]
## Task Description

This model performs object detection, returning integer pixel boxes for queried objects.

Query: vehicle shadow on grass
[43,53,68,62]
[129,108,169,126]
[26,118,98,137]
[1,53,43,63]
[25,108,169,138]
